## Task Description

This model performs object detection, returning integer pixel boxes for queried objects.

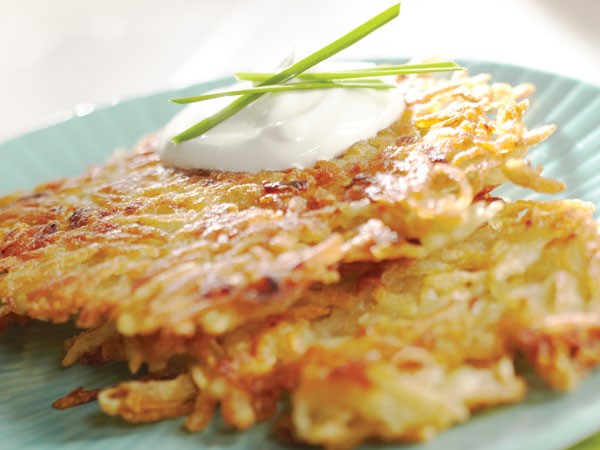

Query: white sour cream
[159,70,405,173]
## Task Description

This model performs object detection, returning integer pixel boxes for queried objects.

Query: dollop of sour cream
[159,65,405,173]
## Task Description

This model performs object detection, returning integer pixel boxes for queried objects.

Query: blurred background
[0,0,598,143]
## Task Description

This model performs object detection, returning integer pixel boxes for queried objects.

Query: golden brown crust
[0,73,556,339]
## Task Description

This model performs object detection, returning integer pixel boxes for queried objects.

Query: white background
[1,0,598,143]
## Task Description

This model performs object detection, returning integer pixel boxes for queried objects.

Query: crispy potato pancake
[2,73,589,450]
[0,73,560,339]
[63,200,600,449]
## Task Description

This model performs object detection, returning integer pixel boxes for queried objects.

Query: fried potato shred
[52,386,101,410]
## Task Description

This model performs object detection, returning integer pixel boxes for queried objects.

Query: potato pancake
[0,73,560,339]
[60,199,600,449]
[4,69,592,450]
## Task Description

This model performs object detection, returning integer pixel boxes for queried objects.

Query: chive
[171,3,401,143]
[234,62,464,82]
[171,80,396,104]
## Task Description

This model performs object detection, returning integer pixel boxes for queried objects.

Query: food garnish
[171,63,464,104]
[170,3,462,143]
[170,79,396,104]
[232,61,463,82]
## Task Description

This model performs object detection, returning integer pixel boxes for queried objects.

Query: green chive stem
[171,3,401,143]
[234,62,464,82]
[171,80,396,104]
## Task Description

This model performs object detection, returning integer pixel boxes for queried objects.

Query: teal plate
[1,60,599,450]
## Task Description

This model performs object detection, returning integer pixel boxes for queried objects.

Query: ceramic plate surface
[1,60,599,450]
